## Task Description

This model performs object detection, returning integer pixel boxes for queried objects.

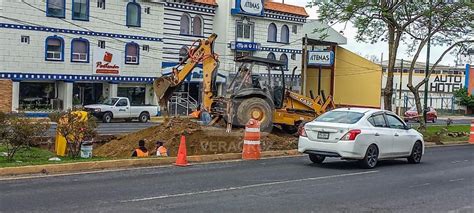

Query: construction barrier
[470,120,474,144]
[242,119,261,160]
[175,135,190,166]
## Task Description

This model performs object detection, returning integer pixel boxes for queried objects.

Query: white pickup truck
[84,97,158,123]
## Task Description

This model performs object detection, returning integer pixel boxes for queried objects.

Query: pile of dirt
[94,118,298,158]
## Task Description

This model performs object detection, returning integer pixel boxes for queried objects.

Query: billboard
[93,48,123,75]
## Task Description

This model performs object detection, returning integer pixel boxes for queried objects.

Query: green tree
[454,88,474,108]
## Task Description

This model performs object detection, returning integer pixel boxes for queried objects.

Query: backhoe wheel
[235,98,273,132]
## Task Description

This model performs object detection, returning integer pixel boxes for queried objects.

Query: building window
[46,0,65,18]
[125,42,139,64]
[72,0,89,21]
[45,36,64,61]
[291,53,296,60]
[97,0,105,9]
[143,45,150,52]
[268,23,277,42]
[126,1,141,27]
[236,22,252,40]
[292,25,298,34]
[71,38,89,63]
[281,25,290,43]
[180,13,191,35]
[280,53,288,70]
[193,15,203,36]
[19,82,56,111]
[267,52,276,60]
[179,46,188,62]
[98,40,106,48]
[21,36,30,44]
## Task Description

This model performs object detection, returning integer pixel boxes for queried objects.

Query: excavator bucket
[153,75,179,116]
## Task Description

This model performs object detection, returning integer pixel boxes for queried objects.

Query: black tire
[102,112,112,123]
[139,112,150,123]
[282,125,298,134]
[309,154,325,164]
[235,98,273,132]
[407,141,423,164]
[359,144,379,169]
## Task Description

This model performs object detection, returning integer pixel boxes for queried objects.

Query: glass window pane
[281,25,289,43]
[127,3,140,26]
[193,16,202,36]
[73,40,87,53]
[73,0,88,20]
[386,115,405,129]
[127,44,137,56]
[315,111,364,124]
[244,25,251,39]
[48,0,64,16]
[180,14,190,34]
[268,23,276,42]
[236,24,243,38]
[370,114,386,127]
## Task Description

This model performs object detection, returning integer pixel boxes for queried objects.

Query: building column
[11,81,20,112]
[57,81,73,110]
[108,83,118,98]
[145,84,157,105]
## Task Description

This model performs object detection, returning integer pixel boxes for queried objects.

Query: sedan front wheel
[407,142,423,164]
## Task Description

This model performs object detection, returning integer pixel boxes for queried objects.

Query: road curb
[0,150,300,177]
[425,141,470,147]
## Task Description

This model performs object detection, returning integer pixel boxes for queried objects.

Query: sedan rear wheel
[359,145,378,169]
[407,142,423,164]
[309,154,325,164]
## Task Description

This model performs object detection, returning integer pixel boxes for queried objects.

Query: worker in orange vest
[131,140,149,157]
[155,141,168,157]
[189,105,202,119]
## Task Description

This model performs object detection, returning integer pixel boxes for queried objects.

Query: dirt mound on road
[94,118,297,158]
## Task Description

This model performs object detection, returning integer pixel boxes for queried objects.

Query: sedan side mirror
[405,124,412,130]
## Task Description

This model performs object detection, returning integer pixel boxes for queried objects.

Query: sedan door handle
[375,133,380,136]
[394,133,399,137]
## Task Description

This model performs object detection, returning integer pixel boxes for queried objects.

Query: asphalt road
[1,145,473,213]
[47,118,472,136]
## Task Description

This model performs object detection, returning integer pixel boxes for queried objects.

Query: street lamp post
[423,1,432,124]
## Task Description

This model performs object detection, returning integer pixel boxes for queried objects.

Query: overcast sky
[283,0,460,67]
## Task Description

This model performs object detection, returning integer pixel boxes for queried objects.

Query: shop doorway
[117,86,146,106]
[73,83,104,106]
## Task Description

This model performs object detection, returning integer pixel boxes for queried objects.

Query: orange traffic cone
[175,135,190,166]
[469,120,474,144]
[242,119,261,160]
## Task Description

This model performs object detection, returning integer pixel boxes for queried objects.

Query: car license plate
[317,132,329,139]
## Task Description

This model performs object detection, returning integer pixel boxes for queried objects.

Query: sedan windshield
[315,111,364,124]
[101,98,119,106]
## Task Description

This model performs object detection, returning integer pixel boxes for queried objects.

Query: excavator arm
[153,34,219,115]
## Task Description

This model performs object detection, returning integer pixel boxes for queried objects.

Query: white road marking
[409,183,431,188]
[121,171,378,203]
[448,178,464,182]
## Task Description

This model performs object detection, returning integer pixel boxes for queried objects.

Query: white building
[213,0,308,92]
[0,0,164,113]
[381,60,466,111]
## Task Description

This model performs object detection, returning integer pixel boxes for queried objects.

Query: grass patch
[420,125,470,143]
[0,146,110,168]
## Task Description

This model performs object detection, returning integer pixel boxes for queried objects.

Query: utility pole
[398,59,403,115]
[424,1,432,123]
[302,34,308,96]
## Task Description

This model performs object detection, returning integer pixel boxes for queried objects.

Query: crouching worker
[132,140,149,157]
[155,141,168,157]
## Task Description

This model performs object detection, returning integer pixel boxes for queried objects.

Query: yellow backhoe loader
[153,34,335,132]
